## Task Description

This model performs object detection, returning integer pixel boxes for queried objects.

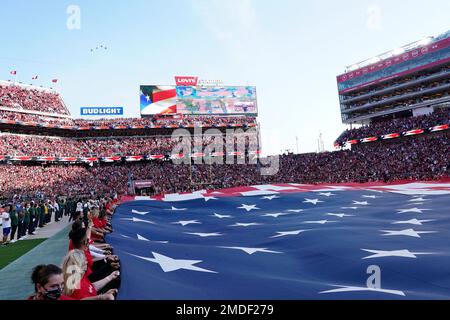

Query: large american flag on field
[107,181,450,300]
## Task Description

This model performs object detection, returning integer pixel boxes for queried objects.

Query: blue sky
[0,0,449,155]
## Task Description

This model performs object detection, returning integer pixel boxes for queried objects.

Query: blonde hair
[90,207,99,219]
[61,249,87,296]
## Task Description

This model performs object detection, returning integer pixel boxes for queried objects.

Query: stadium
[0,1,449,306]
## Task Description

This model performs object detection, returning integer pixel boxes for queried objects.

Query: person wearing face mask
[28,264,75,300]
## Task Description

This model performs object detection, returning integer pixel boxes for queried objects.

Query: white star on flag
[303,198,323,205]
[230,222,263,227]
[172,220,202,226]
[303,220,336,225]
[185,232,224,237]
[203,196,218,202]
[362,195,379,199]
[353,201,369,205]
[319,285,405,296]
[409,197,429,202]
[238,204,260,212]
[211,213,232,219]
[361,249,435,259]
[391,219,434,225]
[397,208,431,214]
[218,247,282,255]
[121,217,155,224]
[165,206,187,211]
[132,209,149,215]
[380,229,437,238]
[137,234,168,243]
[137,234,150,241]
[326,213,354,218]
[262,212,290,218]
[129,252,217,273]
[341,207,358,210]
[270,230,309,238]
[318,192,335,197]
[285,209,304,213]
[261,195,280,200]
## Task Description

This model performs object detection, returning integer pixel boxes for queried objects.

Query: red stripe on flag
[153,89,177,103]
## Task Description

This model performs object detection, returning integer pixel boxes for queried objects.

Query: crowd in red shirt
[1,130,448,199]
[0,84,69,115]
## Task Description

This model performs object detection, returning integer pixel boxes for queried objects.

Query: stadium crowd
[0,108,257,129]
[0,84,68,115]
[0,131,448,199]
[342,64,450,99]
[335,107,450,144]
[344,77,450,109]
[0,132,258,157]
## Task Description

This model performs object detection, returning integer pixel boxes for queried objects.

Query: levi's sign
[81,107,124,116]
[175,76,198,86]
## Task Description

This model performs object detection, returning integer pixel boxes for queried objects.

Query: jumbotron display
[140,85,257,116]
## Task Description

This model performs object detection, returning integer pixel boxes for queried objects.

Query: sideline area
[0,223,71,300]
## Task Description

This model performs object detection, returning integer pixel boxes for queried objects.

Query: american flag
[107,182,450,300]
[140,86,177,115]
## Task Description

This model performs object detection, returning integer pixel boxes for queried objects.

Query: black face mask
[44,288,62,300]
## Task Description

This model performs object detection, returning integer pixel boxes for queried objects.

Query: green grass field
[0,239,46,270]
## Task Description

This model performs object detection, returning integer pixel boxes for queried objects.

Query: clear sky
[0,0,449,155]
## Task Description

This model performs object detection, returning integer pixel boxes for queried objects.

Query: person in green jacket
[38,202,45,228]
[17,204,24,240]
[23,203,31,237]
[9,205,18,242]
[30,203,37,234]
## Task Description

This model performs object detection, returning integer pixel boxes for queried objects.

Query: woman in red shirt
[61,249,119,300]
[28,264,74,300]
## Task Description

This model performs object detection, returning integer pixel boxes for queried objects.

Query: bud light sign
[81,107,124,116]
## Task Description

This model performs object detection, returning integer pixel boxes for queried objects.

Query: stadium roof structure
[342,29,450,74]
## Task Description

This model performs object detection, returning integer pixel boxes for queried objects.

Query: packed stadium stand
[335,29,450,147]
[0,76,448,199]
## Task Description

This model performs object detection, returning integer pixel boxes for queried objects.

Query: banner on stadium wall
[81,107,124,116]
[0,118,255,131]
[140,85,258,116]
[334,123,450,148]
[337,36,450,84]
[175,76,198,86]
[0,151,262,164]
